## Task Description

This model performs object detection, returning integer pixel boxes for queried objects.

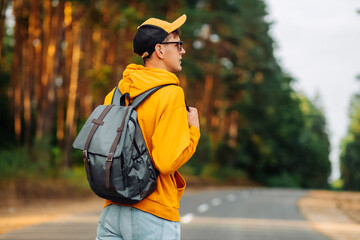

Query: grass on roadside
[0,146,92,209]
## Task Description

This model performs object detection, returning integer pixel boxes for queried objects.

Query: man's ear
[154,44,164,59]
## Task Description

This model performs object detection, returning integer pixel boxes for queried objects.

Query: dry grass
[0,178,92,209]
[0,176,98,234]
[0,196,103,234]
[298,190,360,240]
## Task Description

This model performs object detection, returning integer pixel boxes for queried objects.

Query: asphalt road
[0,188,329,240]
[179,188,329,240]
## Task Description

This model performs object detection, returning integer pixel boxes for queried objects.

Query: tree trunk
[32,0,42,141]
[78,25,94,117]
[63,14,81,169]
[58,0,73,150]
[23,0,40,145]
[200,73,214,131]
[56,75,65,146]
[43,1,64,136]
[35,0,52,140]
[23,30,31,145]
[228,110,239,148]
[11,0,25,145]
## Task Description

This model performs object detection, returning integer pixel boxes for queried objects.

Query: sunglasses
[160,41,184,52]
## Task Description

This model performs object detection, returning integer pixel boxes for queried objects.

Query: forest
[340,84,360,191]
[2,0,357,195]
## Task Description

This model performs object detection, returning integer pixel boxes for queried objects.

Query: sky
[264,0,360,181]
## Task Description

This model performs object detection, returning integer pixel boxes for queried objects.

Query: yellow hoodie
[103,64,200,221]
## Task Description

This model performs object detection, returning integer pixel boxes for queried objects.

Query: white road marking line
[180,213,194,224]
[211,198,222,206]
[226,194,236,201]
[197,203,209,213]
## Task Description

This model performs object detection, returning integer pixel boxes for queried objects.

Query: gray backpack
[73,84,172,204]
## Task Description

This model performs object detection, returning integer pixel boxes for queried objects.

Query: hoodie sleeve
[151,87,200,175]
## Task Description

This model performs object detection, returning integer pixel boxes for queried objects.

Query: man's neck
[144,60,169,72]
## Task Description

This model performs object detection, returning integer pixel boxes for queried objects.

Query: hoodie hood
[118,64,180,99]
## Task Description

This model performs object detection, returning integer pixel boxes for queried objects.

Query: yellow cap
[138,14,187,34]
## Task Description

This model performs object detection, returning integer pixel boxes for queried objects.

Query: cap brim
[168,14,187,33]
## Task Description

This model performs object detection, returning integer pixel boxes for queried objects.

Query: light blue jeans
[96,204,180,240]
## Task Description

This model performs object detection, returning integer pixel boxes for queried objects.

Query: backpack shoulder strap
[130,84,176,109]
[111,86,122,105]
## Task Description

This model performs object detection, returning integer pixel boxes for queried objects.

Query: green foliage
[340,95,360,190]
[183,0,331,188]
[0,139,58,180]
[0,147,33,179]
[265,172,301,188]
[296,95,331,188]
[331,178,344,190]
[215,142,238,168]
[61,166,90,190]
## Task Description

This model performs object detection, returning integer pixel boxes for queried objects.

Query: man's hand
[187,107,200,130]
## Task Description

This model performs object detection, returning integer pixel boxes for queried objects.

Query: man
[96,14,200,240]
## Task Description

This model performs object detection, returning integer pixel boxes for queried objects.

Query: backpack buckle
[107,152,114,162]
[83,150,88,161]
